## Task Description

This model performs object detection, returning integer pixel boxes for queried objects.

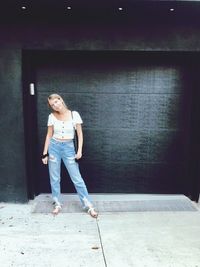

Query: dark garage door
[34,52,192,195]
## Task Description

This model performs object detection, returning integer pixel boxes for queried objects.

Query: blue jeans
[48,138,92,209]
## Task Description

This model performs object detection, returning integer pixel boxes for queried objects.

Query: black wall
[1,12,200,202]
[33,51,193,196]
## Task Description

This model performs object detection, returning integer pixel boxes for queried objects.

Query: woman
[42,93,98,218]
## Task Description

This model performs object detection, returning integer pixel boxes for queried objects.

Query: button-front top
[47,111,83,139]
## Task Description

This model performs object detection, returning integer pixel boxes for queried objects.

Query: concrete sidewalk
[0,195,200,267]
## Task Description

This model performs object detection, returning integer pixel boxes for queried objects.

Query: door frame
[22,50,39,199]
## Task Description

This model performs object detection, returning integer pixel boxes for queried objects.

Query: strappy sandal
[52,205,62,215]
[87,207,98,218]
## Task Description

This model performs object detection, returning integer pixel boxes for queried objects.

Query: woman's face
[48,98,64,111]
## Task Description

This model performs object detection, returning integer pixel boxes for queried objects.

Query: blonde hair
[48,93,68,109]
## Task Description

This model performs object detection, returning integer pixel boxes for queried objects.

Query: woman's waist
[52,137,73,142]
[52,131,74,140]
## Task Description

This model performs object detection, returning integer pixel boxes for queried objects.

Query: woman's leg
[48,140,62,209]
[63,156,92,208]
[62,141,98,218]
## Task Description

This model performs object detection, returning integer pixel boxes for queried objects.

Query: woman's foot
[87,207,98,218]
[52,205,62,215]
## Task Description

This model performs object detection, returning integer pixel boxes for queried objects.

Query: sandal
[87,207,98,218]
[52,205,62,215]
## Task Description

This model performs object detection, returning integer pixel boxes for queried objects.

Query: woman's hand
[75,151,82,160]
[42,156,48,165]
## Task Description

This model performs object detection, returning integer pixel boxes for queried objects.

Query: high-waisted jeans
[48,138,92,209]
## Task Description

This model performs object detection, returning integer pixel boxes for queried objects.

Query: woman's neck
[56,107,68,115]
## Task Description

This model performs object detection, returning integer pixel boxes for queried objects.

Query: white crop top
[47,111,83,139]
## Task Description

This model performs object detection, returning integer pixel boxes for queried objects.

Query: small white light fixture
[67,6,72,10]
[21,6,27,10]
[118,7,123,11]
[169,8,174,12]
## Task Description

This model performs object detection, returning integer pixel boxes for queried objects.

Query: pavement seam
[96,218,108,267]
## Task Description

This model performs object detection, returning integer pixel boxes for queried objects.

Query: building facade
[0,1,200,202]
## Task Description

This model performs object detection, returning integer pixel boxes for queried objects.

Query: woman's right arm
[42,126,53,165]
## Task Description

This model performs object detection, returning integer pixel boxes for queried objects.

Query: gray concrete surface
[0,195,200,267]
[32,194,197,213]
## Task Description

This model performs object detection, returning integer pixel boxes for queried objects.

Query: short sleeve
[72,111,83,125]
[47,114,54,126]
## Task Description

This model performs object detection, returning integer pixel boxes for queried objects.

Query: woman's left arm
[76,124,83,159]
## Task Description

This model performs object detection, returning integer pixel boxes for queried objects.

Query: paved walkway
[0,195,200,267]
